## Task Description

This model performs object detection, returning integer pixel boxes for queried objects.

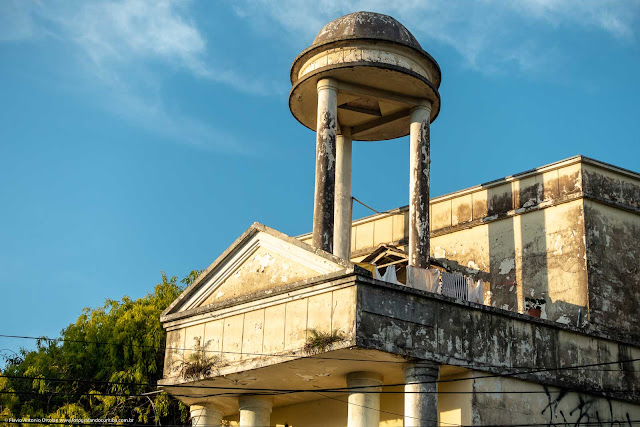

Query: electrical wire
[1,353,638,394]
[2,334,638,425]
[1,334,638,373]
[313,389,461,425]
[2,368,639,396]
[352,196,382,214]
[3,423,639,427]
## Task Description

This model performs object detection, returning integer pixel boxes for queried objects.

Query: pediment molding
[162,223,351,318]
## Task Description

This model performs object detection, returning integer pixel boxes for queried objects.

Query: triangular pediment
[162,223,351,318]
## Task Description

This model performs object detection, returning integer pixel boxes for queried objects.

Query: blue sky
[1,0,639,357]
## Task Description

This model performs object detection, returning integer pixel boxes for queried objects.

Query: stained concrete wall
[430,198,588,325]
[472,375,640,426]
[223,387,405,427]
[162,274,639,414]
[584,200,640,338]
[198,246,322,307]
[355,279,640,401]
[299,156,639,334]
[582,162,640,339]
[216,369,637,426]
[160,273,639,422]
[219,374,469,426]
[163,285,357,379]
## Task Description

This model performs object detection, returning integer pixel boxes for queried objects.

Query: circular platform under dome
[289,11,441,141]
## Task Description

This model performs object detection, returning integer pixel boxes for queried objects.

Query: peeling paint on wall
[585,200,640,338]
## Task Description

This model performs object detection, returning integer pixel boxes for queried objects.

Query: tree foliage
[0,271,200,424]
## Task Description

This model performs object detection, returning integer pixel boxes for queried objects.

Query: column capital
[190,403,223,427]
[403,360,440,382]
[238,395,272,427]
[339,126,352,137]
[411,101,432,115]
[346,371,383,385]
[317,77,339,92]
[238,394,273,411]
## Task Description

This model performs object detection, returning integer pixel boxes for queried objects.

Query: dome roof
[313,11,421,50]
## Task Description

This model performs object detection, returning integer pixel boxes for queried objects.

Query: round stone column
[190,403,223,427]
[312,78,339,253]
[346,371,383,427]
[238,395,273,427]
[334,127,353,260]
[403,361,439,427]
[409,103,432,269]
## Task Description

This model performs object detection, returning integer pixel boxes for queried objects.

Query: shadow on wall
[481,173,587,325]
[348,162,591,325]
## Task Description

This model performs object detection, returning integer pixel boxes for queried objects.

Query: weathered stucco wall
[430,198,588,325]
[356,279,640,402]
[299,156,640,333]
[584,200,640,339]
[199,245,323,307]
[219,374,470,426]
[163,285,356,379]
[222,387,405,427]
[216,368,637,426]
[581,162,640,339]
[472,375,640,426]
[583,162,640,211]
[160,270,639,420]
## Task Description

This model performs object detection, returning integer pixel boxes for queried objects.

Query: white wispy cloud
[231,0,639,74]
[59,0,277,94]
[0,0,278,151]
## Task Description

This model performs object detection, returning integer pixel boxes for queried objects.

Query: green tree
[1,270,200,425]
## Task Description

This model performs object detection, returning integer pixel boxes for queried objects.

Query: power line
[0,423,192,427]
[4,388,639,427]
[3,423,638,427]
[7,387,638,427]
[7,386,638,398]
[1,334,637,373]
[2,371,638,396]
[0,333,428,366]
[2,333,638,425]
[2,352,639,393]
[3,375,638,424]
[308,393,640,427]
[313,390,460,425]
[471,423,640,427]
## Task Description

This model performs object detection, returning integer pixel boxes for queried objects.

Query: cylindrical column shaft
[238,395,272,427]
[403,361,439,427]
[313,78,338,253]
[346,371,383,427]
[409,103,432,268]
[334,128,353,260]
[190,403,223,427]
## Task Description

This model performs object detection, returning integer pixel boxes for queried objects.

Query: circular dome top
[289,11,441,141]
[313,11,421,50]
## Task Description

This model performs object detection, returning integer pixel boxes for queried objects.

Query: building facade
[159,12,639,427]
